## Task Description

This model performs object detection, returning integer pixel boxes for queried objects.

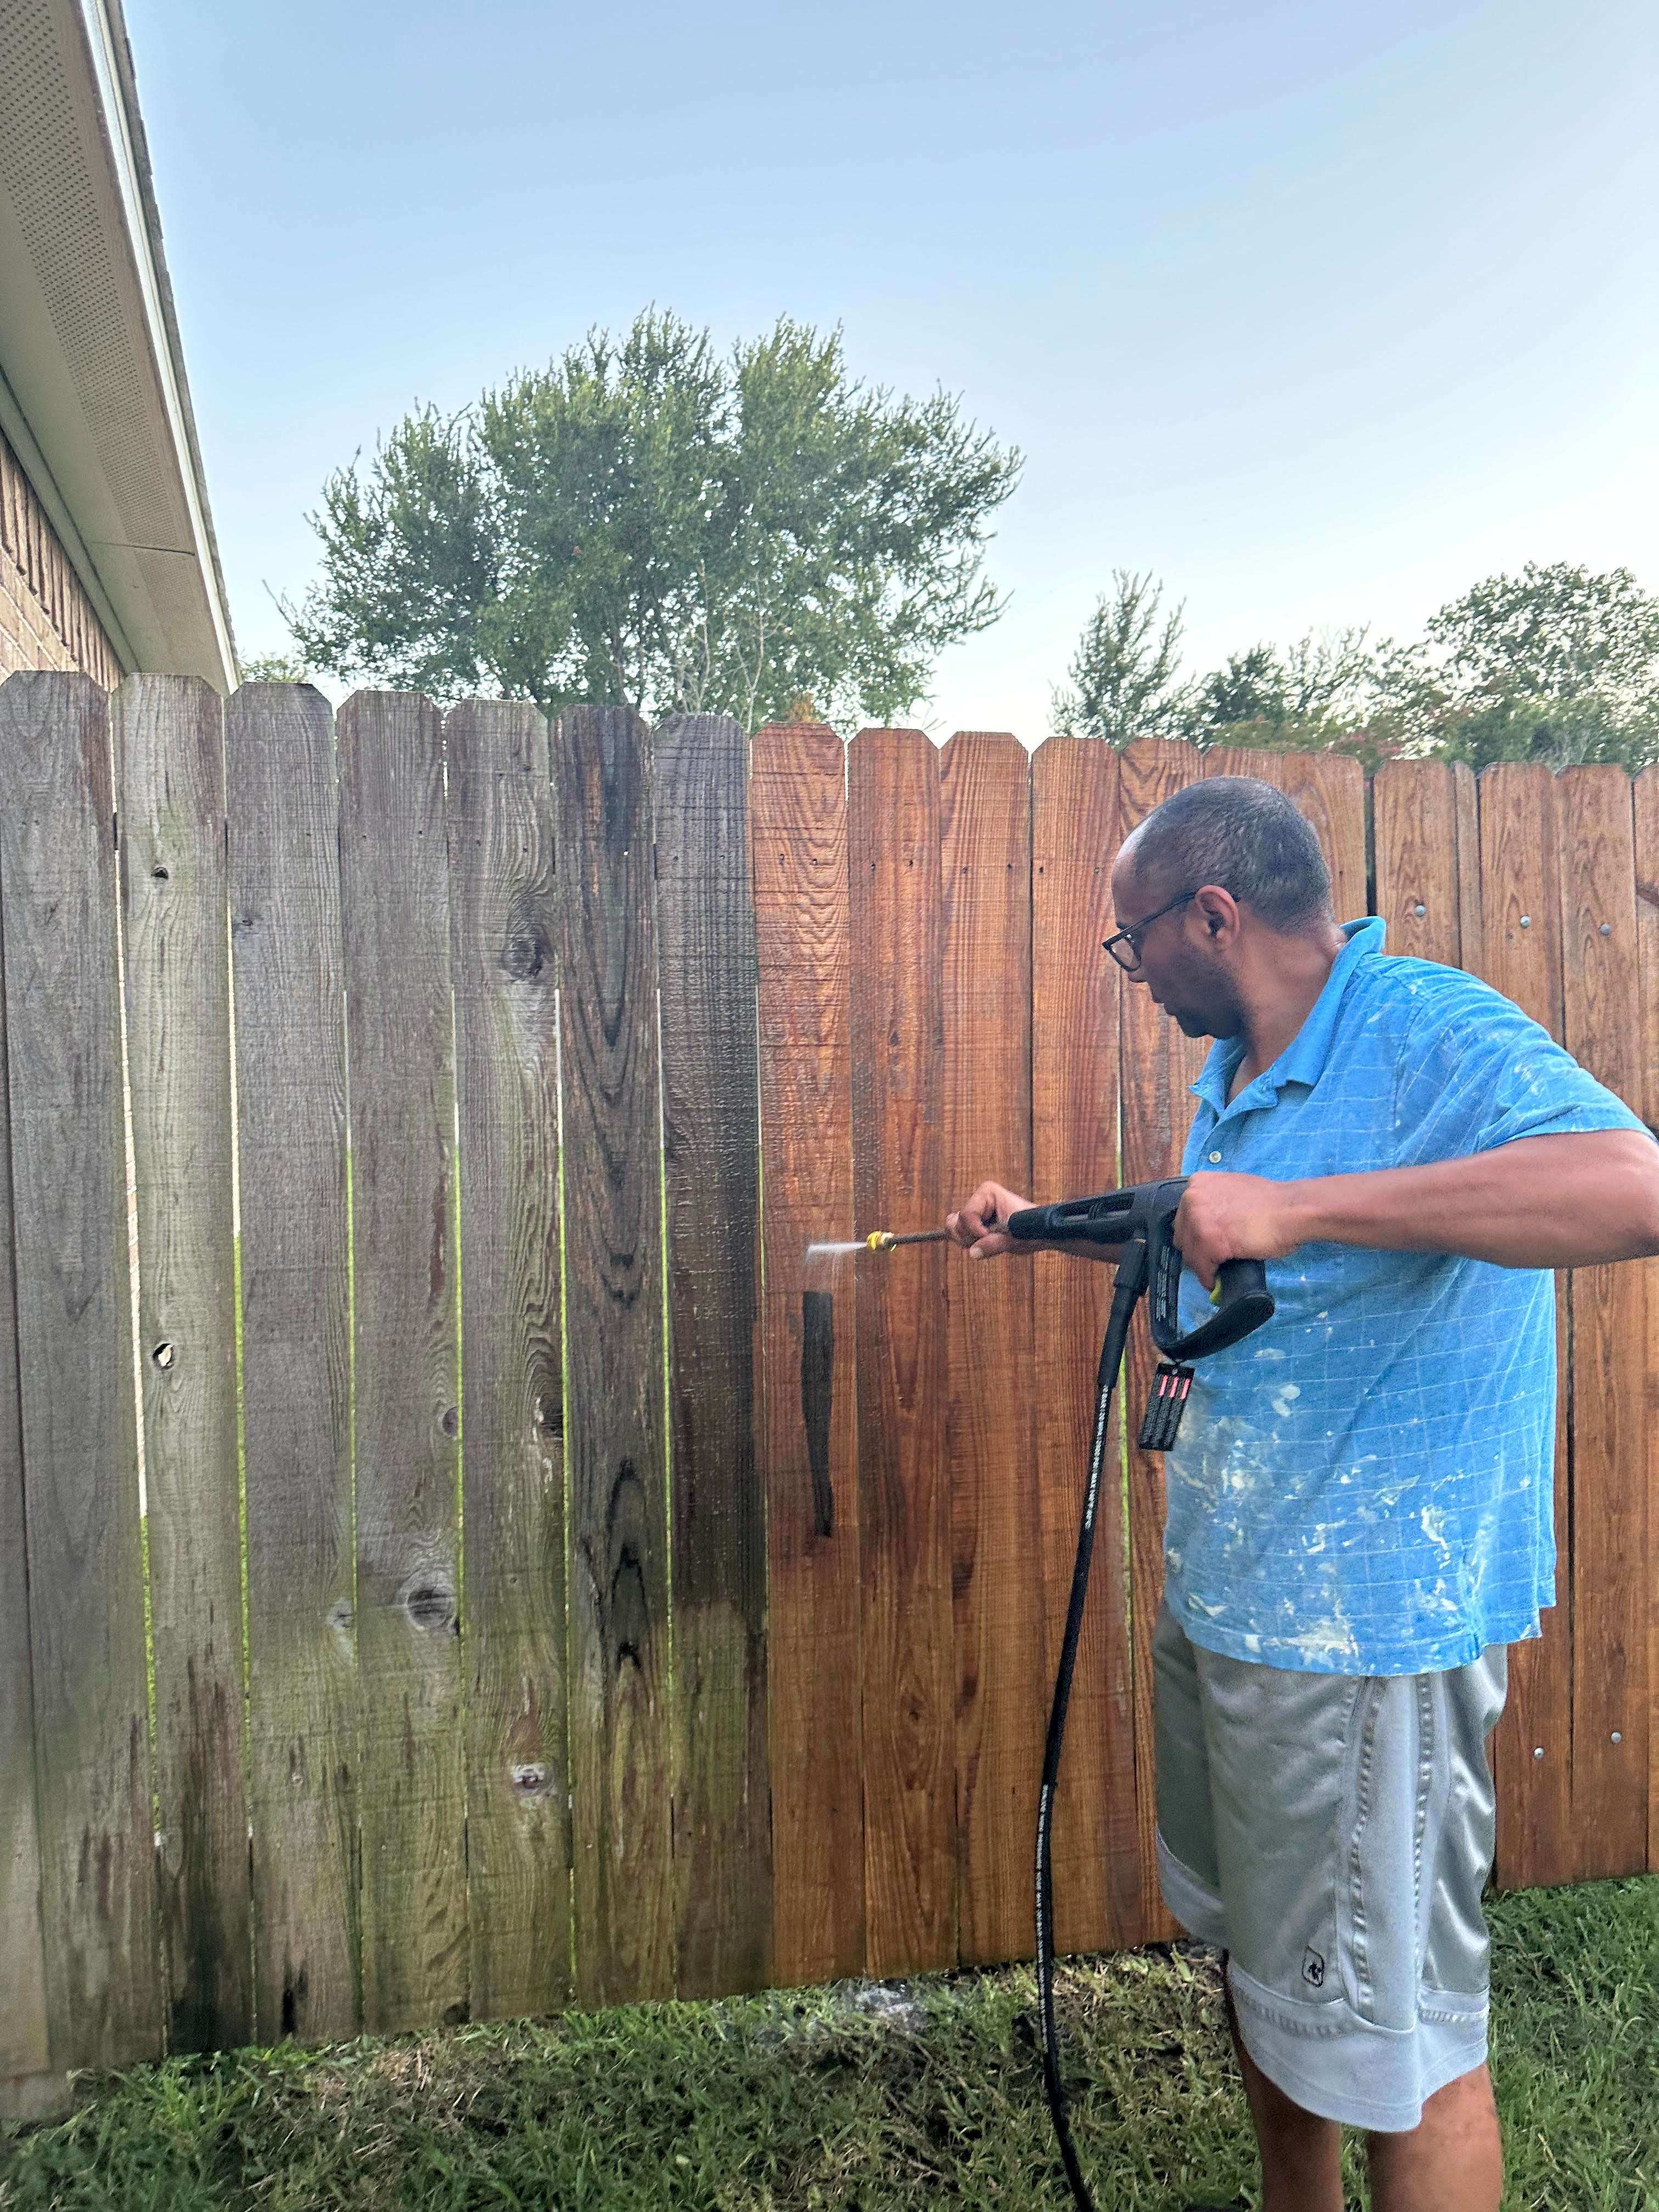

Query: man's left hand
[1174,1172,1309,1292]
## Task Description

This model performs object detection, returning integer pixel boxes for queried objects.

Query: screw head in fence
[1611,1730,1622,1743]
[1520,915,1532,928]
[1412,902,1426,918]
[1533,1746,1544,1759]
[1599,922,1612,936]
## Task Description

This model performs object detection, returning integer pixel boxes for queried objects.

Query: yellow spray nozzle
[863,1226,951,1251]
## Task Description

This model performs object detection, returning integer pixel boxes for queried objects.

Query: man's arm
[1174,1128,1659,1287]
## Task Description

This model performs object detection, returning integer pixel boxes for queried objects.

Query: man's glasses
[1102,889,1199,972]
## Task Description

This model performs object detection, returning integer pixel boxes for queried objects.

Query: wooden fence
[0,674,1653,2115]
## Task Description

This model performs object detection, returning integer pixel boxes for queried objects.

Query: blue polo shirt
[1162,916,1651,1676]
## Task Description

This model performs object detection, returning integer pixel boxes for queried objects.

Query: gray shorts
[1152,1598,1508,2134]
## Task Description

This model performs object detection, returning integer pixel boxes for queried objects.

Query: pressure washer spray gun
[868,1178,1274,2212]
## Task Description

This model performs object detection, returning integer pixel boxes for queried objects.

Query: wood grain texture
[1373,761,1465,968]
[1029,737,1141,1950]
[1452,763,1483,978]
[1555,768,1647,1878]
[1268,751,1367,922]
[1201,747,1367,927]
[115,676,251,2051]
[1194,747,1267,781]
[848,728,955,1974]
[0,672,160,2067]
[552,705,673,2006]
[654,713,770,1996]
[0,695,49,2098]
[1119,738,1205,1943]
[1476,764,1573,1889]
[1635,767,1659,1872]
[938,732,1041,1966]
[228,683,358,2044]
[751,724,864,1987]
[444,701,570,2021]
[337,693,466,2032]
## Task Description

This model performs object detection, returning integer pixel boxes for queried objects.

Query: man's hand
[1174,1173,1309,1291]
[945,1180,1034,1258]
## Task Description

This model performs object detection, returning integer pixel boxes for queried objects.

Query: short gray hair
[1128,776,1331,932]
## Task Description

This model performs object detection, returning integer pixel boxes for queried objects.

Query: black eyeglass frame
[1102,888,1199,972]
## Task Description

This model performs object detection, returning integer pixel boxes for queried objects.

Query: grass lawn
[2,1877,1654,2210]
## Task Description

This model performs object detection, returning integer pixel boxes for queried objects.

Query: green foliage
[236,651,311,684]
[1428,560,1659,701]
[285,312,1021,730]
[1182,628,1400,769]
[1188,629,1371,739]
[1370,562,1659,771]
[1051,569,1189,743]
[1057,561,1659,772]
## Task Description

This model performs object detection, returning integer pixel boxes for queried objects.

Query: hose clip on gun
[1001,1178,1274,2212]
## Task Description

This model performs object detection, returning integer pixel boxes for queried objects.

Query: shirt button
[1208,1150,1222,1164]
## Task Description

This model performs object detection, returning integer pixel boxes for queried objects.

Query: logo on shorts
[1301,1946,1327,1989]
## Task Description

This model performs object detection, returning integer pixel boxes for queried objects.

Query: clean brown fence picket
[1556,768,1649,1878]
[1373,760,1469,966]
[1638,766,1659,1876]
[2,682,1657,2108]
[848,726,955,1975]
[1477,763,1574,1889]
[751,721,865,1988]
[939,730,1043,1967]
[116,675,251,2051]
[1029,736,1142,1950]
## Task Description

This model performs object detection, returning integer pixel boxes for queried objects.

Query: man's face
[1108,847,1245,1041]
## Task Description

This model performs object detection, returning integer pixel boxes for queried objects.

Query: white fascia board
[74,0,236,689]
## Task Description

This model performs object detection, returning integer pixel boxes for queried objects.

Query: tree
[237,650,311,683]
[1376,562,1659,771]
[284,312,1022,729]
[1187,628,1373,741]
[1051,569,1190,742]
[1427,561,1659,702]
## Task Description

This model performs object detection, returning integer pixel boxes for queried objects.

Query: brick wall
[0,424,123,687]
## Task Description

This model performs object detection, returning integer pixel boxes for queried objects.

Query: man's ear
[1194,884,1239,942]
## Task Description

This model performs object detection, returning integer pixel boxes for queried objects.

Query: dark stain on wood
[554,703,672,2005]
[800,1291,835,1537]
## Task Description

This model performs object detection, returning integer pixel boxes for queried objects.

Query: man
[946,777,1659,2212]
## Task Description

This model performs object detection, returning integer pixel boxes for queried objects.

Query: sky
[129,0,1658,740]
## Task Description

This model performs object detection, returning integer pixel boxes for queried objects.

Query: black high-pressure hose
[1034,1239,1148,2212]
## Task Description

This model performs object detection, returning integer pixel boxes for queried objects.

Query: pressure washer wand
[863,1227,952,1250]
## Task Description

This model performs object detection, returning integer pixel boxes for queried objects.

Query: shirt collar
[1190,916,1386,1114]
